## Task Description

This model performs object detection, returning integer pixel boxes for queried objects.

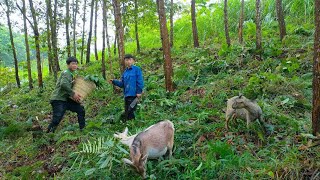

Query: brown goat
[118,120,174,178]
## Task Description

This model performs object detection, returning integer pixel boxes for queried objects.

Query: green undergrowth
[0,34,318,179]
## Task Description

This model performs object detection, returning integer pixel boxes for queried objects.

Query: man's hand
[73,93,82,103]
[108,79,113,84]
[136,94,142,98]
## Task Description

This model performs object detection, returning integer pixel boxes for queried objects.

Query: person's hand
[108,79,113,84]
[136,94,142,98]
[73,93,82,103]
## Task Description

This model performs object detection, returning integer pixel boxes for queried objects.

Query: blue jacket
[112,65,144,97]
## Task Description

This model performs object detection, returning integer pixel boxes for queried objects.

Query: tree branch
[16,2,35,31]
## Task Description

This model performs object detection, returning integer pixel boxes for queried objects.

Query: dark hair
[66,57,78,64]
[124,54,135,60]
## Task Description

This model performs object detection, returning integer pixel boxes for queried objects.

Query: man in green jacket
[47,57,84,133]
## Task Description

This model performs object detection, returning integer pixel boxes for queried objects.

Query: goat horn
[141,154,148,161]
[122,158,133,165]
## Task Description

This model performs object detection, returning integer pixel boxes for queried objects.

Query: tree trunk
[157,0,174,92]
[191,0,199,48]
[170,0,174,48]
[134,0,140,53]
[238,0,244,44]
[104,3,113,77]
[86,0,95,64]
[101,0,107,79]
[113,33,117,56]
[312,0,320,135]
[66,0,71,57]
[224,0,231,47]
[22,0,33,89]
[105,11,112,59]
[81,0,87,64]
[5,0,20,88]
[255,0,262,59]
[122,2,126,35]
[73,0,78,57]
[114,4,121,68]
[47,0,57,80]
[49,0,60,79]
[45,0,53,75]
[276,0,286,41]
[113,0,125,72]
[29,0,43,88]
[54,0,60,71]
[94,0,99,61]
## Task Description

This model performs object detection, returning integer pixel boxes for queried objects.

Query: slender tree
[81,0,87,64]
[170,0,174,47]
[113,0,125,72]
[45,0,53,74]
[191,0,199,48]
[101,0,107,79]
[22,0,33,89]
[94,0,99,61]
[86,0,95,64]
[105,10,112,59]
[238,0,244,44]
[73,0,78,57]
[312,0,320,135]
[29,0,43,88]
[5,0,20,88]
[50,0,60,78]
[66,0,71,57]
[255,0,262,59]
[113,33,117,56]
[104,3,113,77]
[224,0,230,47]
[276,0,286,41]
[122,2,126,35]
[157,0,174,92]
[134,0,140,53]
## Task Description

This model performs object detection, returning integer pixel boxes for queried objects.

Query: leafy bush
[0,121,26,139]
[84,74,106,89]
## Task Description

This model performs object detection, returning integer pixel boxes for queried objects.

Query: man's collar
[66,69,75,76]
[126,66,133,70]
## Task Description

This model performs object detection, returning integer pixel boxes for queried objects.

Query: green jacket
[50,69,75,101]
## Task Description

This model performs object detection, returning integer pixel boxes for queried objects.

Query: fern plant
[69,137,105,171]
[68,137,125,177]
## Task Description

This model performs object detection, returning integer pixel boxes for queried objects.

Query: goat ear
[141,154,148,162]
[124,127,128,135]
[122,158,134,165]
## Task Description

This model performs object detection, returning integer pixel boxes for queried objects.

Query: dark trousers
[123,96,137,121]
[47,99,85,132]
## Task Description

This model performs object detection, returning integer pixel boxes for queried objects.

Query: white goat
[114,120,174,178]
[225,95,263,130]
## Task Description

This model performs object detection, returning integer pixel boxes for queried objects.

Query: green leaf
[281,98,290,105]
[85,168,96,176]
[99,156,112,169]
[267,171,274,178]
[116,144,129,154]
[195,162,202,171]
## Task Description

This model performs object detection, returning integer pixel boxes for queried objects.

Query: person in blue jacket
[109,54,144,122]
